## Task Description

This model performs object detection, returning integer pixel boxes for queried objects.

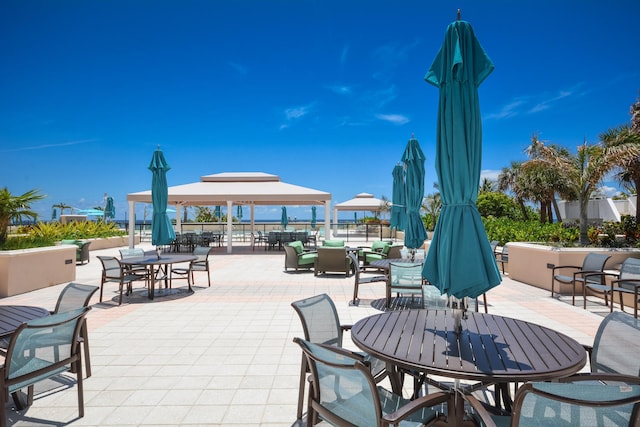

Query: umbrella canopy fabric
[214,206,221,220]
[75,208,105,217]
[281,206,288,229]
[311,206,317,229]
[423,20,501,299]
[51,208,57,220]
[401,137,427,249]
[236,205,243,220]
[390,164,406,231]
[149,147,176,246]
[104,196,115,219]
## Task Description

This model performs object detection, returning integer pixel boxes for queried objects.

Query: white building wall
[557,197,635,223]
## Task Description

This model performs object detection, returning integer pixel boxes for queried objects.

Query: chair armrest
[552,265,581,274]
[582,271,619,282]
[582,344,593,366]
[611,279,640,287]
[383,391,450,425]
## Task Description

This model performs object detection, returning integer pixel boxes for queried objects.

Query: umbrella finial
[411,132,415,138]
[157,144,160,149]
[457,9,461,20]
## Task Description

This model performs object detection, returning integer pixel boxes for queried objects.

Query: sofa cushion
[371,240,389,253]
[288,240,305,254]
[60,239,79,246]
[322,239,345,247]
[299,253,317,265]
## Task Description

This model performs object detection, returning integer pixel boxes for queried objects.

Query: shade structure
[401,137,427,249]
[390,164,406,231]
[423,20,501,299]
[149,147,176,246]
[311,206,317,229]
[281,206,288,229]
[104,196,115,220]
[236,205,243,220]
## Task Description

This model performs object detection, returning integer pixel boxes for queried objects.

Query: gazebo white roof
[334,193,384,211]
[127,172,331,206]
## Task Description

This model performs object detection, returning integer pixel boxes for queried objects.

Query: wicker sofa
[314,247,352,277]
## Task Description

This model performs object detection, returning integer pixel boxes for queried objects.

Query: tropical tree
[378,195,391,221]
[535,136,640,245]
[422,192,441,231]
[195,206,215,222]
[0,187,46,245]
[479,177,495,193]
[498,161,530,220]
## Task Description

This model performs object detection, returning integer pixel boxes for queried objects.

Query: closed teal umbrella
[104,196,115,220]
[390,164,406,231]
[214,206,221,221]
[402,136,427,249]
[236,205,243,221]
[149,147,176,247]
[281,207,288,230]
[423,19,501,299]
[311,206,317,229]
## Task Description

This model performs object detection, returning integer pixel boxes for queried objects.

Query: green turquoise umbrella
[104,196,115,220]
[149,147,176,247]
[423,19,501,299]
[214,206,221,220]
[390,164,406,231]
[236,205,243,221]
[311,206,317,229]
[281,206,288,230]
[402,137,427,249]
[51,208,57,220]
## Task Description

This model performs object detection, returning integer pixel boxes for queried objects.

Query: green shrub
[2,221,125,250]
[482,217,579,246]
[0,235,56,250]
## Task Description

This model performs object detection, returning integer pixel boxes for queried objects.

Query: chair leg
[296,355,307,421]
[81,320,92,378]
[76,355,85,418]
[482,293,488,313]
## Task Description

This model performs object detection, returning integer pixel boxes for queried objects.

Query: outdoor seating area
[0,241,631,426]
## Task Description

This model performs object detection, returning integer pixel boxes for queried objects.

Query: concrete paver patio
[1,241,615,426]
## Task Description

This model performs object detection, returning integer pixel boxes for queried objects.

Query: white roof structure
[126,172,332,252]
[334,193,385,211]
[127,172,331,206]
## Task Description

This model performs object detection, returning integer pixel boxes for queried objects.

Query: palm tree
[479,177,495,193]
[498,161,530,220]
[52,202,72,215]
[378,195,391,222]
[0,187,46,245]
[536,136,639,245]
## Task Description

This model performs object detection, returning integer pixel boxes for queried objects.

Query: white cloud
[0,139,97,153]
[376,113,409,125]
[485,100,526,120]
[285,104,313,120]
[480,169,501,181]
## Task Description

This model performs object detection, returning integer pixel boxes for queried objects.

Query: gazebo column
[332,207,338,238]
[250,204,255,237]
[227,200,233,253]
[175,204,182,233]
[128,201,136,248]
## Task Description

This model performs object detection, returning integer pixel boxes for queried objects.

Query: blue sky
[2,1,639,222]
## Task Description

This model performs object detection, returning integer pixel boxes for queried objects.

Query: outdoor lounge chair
[313,246,352,277]
[293,338,448,427]
[290,294,389,422]
[586,311,640,376]
[461,373,640,427]
[551,252,611,305]
[582,257,640,315]
[61,239,91,265]
[387,261,424,308]
[348,253,387,305]
[97,256,144,305]
[283,241,316,272]
[0,307,90,427]
[170,246,212,289]
[52,282,99,378]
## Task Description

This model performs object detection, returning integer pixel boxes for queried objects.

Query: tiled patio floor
[1,241,616,426]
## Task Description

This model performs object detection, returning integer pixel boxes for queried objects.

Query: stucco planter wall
[0,245,76,298]
[509,242,640,298]
[86,235,139,250]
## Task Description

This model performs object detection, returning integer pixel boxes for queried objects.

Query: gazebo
[127,172,332,252]
[333,193,386,234]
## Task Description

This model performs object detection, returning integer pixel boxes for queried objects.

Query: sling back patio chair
[461,373,640,427]
[97,256,144,305]
[495,244,509,275]
[290,294,388,422]
[52,282,99,378]
[0,307,90,427]
[551,252,611,305]
[582,257,640,315]
[348,253,387,306]
[170,246,212,289]
[586,311,640,376]
[387,262,424,308]
[293,338,449,427]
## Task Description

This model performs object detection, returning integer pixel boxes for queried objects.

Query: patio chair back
[291,294,342,346]
[119,248,145,259]
[294,338,444,427]
[1,307,90,425]
[510,374,640,426]
[591,311,640,376]
[388,262,423,307]
[54,282,99,314]
[617,257,640,292]
[583,253,611,273]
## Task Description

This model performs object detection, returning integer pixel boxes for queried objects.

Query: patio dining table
[120,253,197,299]
[351,309,587,426]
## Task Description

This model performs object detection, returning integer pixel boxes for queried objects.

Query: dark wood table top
[351,309,587,383]
[369,258,420,271]
[0,305,50,338]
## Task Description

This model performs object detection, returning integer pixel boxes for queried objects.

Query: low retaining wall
[0,246,76,297]
[509,242,640,300]
[87,235,140,250]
